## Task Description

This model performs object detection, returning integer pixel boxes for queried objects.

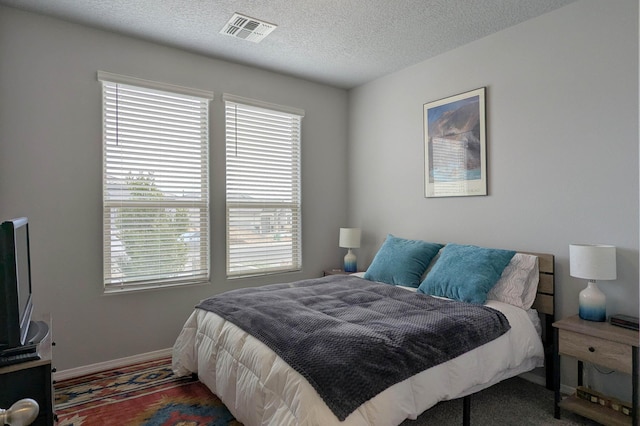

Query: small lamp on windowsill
[339,228,361,273]
[569,244,617,322]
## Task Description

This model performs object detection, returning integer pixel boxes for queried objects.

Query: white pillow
[486,253,539,309]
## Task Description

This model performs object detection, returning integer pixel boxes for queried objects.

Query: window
[99,71,213,292]
[224,94,304,277]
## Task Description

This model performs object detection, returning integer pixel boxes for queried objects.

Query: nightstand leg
[554,327,561,419]
[633,347,638,426]
[577,360,583,387]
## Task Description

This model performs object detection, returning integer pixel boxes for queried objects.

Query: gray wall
[348,0,638,398]
[0,6,349,370]
[1,0,638,402]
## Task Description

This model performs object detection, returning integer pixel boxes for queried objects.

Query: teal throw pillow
[417,244,516,304]
[364,235,443,287]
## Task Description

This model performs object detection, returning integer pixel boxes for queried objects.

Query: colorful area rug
[55,357,241,426]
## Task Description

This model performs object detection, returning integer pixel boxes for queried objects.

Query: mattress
[172,285,544,426]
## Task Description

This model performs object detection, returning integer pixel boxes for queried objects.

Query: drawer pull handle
[588,347,595,352]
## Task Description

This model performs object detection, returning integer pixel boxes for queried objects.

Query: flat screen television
[0,217,34,352]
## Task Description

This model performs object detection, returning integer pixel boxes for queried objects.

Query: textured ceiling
[0,0,578,88]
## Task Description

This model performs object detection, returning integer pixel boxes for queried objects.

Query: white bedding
[172,290,544,426]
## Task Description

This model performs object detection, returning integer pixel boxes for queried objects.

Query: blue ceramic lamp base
[578,281,606,322]
[344,249,357,273]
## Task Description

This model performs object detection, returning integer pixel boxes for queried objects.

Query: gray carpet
[401,376,601,425]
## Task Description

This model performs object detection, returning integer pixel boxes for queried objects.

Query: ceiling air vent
[220,13,277,43]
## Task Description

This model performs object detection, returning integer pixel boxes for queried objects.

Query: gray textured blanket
[196,275,510,421]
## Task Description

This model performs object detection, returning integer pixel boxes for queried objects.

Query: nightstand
[553,315,639,426]
[323,269,363,276]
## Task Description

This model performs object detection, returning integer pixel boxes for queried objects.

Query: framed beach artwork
[424,87,487,198]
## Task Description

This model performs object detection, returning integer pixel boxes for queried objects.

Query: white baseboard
[520,371,575,395]
[54,348,173,381]
[519,371,546,386]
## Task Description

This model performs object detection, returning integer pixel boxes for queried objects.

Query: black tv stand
[27,320,49,345]
[0,320,49,358]
[0,344,37,358]
[0,317,54,426]
[0,350,40,367]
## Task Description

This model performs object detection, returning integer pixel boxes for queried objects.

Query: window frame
[224,94,304,278]
[99,71,213,293]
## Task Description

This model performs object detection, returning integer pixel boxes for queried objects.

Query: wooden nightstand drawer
[558,329,632,374]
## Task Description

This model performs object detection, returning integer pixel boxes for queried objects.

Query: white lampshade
[569,244,616,322]
[339,228,361,249]
[569,244,617,281]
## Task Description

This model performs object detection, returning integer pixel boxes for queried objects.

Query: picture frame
[424,87,487,198]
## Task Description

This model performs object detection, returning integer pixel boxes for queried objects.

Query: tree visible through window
[99,71,213,292]
[113,173,190,278]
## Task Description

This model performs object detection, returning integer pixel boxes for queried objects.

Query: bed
[172,238,555,426]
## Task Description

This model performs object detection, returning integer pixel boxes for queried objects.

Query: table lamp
[569,244,616,322]
[339,228,361,273]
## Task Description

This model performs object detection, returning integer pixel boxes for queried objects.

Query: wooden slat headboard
[527,252,555,316]
[520,251,555,389]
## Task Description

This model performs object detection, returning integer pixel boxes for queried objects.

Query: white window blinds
[224,94,304,277]
[99,71,213,292]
